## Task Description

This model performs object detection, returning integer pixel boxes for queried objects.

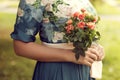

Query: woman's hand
[73,47,99,66]
[91,43,105,61]
[73,44,104,66]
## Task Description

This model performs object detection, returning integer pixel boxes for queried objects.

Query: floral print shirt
[11,0,97,43]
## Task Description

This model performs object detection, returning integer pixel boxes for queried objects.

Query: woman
[11,0,104,80]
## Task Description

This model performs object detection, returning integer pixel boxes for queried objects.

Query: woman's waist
[41,42,74,49]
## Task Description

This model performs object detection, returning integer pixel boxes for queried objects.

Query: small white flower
[52,32,65,43]
[17,8,24,17]
[26,29,34,35]
[41,0,54,6]
[45,3,53,11]
[42,18,50,23]
[54,4,73,18]
[25,0,36,5]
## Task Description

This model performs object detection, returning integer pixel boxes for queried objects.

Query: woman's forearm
[13,40,76,62]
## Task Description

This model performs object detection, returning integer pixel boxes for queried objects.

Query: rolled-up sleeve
[11,0,43,42]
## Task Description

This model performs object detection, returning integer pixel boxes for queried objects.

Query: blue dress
[11,0,97,80]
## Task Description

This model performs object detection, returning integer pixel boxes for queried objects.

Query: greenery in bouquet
[61,9,101,60]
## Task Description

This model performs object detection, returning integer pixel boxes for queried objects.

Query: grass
[0,12,16,29]
[93,1,120,15]
[8,3,18,8]
[0,0,19,8]
[98,20,120,80]
[0,8,120,80]
[0,12,36,80]
[0,12,16,41]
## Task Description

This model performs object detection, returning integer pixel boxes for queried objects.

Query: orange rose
[66,19,73,25]
[81,8,86,13]
[65,25,74,33]
[77,22,85,29]
[87,22,95,29]
[73,12,80,18]
[93,17,97,22]
[79,14,85,20]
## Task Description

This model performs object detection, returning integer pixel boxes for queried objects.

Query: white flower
[45,3,53,11]
[42,18,50,23]
[53,0,84,18]
[25,0,36,5]
[52,32,65,43]
[17,8,24,17]
[26,29,34,35]
[41,0,54,6]
[54,4,73,18]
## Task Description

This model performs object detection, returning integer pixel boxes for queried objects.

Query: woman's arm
[13,40,76,62]
[13,40,100,66]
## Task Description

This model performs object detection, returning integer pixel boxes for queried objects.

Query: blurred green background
[0,0,120,80]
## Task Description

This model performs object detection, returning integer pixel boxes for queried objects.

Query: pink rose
[66,19,73,25]
[81,8,86,13]
[73,12,80,18]
[65,25,74,33]
[79,14,85,20]
[77,22,85,29]
[87,22,95,29]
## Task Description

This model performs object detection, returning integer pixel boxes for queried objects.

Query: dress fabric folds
[33,62,95,80]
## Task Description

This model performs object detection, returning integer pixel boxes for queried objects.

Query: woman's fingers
[84,60,92,67]
[77,50,98,67]
[78,56,93,67]
[94,44,105,60]
[97,45,105,60]
[75,44,104,66]
[90,44,105,61]
[85,51,97,61]
[88,48,99,59]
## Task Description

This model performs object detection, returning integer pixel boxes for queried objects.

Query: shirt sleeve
[11,0,43,42]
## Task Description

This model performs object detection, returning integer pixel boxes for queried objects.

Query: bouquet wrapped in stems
[61,9,101,60]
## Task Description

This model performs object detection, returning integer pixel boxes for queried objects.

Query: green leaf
[96,31,101,36]
[32,0,41,9]
[74,37,78,42]
[73,48,85,60]
[96,16,101,24]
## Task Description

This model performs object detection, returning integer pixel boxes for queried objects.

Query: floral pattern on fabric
[52,32,65,43]
[11,0,97,43]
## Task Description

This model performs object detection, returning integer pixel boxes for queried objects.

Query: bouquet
[61,9,101,60]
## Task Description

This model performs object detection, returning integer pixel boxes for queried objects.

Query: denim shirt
[11,0,97,43]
